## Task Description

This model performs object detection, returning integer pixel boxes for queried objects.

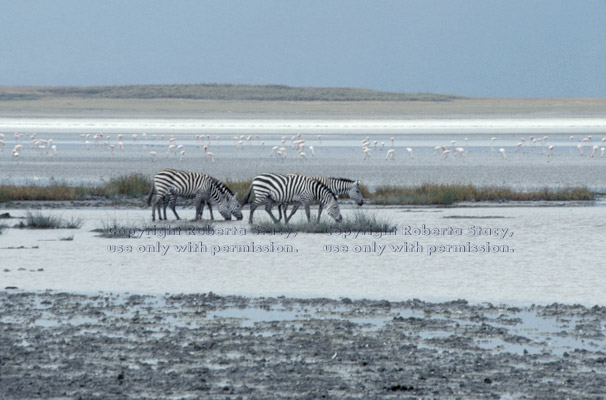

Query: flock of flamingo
[1,131,605,163]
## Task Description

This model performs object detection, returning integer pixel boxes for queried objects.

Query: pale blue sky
[1,0,605,97]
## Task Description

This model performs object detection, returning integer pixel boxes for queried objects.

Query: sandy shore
[1,291,605,399]
[1,97,606,119]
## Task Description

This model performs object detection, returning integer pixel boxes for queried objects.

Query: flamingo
[385,149,395,160]
[203,145,214,161]
[149,151,157,161]
[308,145,315,156]
[406,147,413,158]
[454,147,465,158]
[577,144,584,156]
[498,148,506,159]
[546,145,554,158]
[276,147,286,161]
[591,145,599,158]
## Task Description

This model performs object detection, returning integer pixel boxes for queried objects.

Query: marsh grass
[16,212,83,229]
[371,184,594,205]
[223,179,252,203]
[0,174,152,201]
[0,175,595,205]
[252,211,397,234]
[0,184,84,201]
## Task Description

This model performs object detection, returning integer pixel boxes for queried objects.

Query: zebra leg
[280,204,289,222]
[248,203,258,223]
[304,203,312,222]
[194,196,204,220]
[285,204,300,224]
[151,194,163,221]
[207,202,214,221]
[168,193,180,220]
[264,198,280,223]
[161,196,168,220]
[317,203,324,223]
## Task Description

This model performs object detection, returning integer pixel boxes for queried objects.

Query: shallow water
[2,204,605,306]
[1,118,606,189]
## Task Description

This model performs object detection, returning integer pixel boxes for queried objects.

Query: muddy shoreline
[1,291,605,399]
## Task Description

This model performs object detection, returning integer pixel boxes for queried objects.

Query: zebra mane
[326,177,356,183]
[209,176,234,195]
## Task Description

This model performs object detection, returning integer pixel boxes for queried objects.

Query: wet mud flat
[1,291,605,399]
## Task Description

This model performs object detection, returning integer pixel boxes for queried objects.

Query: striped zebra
[195,176,243,220]
[242,173,342,224]
[278,175,364,221]
[146,169,242,221]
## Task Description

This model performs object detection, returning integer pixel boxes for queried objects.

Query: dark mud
[1,291,605,399]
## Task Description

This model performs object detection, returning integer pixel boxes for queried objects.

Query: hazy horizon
[2,1,605,98]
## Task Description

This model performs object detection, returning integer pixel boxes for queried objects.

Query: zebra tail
[242,183,254,205]
[146,182,155,207]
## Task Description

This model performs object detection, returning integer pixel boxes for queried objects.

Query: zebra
[242,173,342,224]
[278,175,364,222]
[196,176,243,220]
[146,168,242,221]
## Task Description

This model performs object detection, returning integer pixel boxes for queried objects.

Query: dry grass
[0,176,595,205]
[0,174,152,201]
[371,184,594,205]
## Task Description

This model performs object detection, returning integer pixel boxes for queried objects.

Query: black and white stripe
[242,173,342,223]
[146,168,242,221]
[278,175,364,221]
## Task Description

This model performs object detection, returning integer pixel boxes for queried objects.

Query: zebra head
[325,196,343,223]
[216,196,233,220]
[348,181,364,206]
[227,192,243,220]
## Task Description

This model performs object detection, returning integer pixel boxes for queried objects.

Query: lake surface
[1,117,606,189]
[1,117,605,306]
[2,204,605,306]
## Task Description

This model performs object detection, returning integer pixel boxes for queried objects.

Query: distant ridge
[0,83,462,102]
